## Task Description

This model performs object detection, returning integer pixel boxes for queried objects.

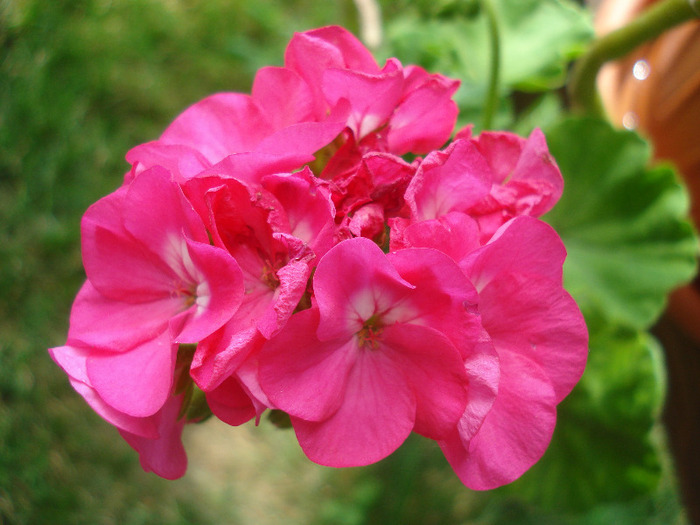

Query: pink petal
[387,246,482,359]
[322,59,404,139]
[169,238,244,344]
[81,187,176,302]
[259,308,357,422]
[262,169,337,260]
[285,26,380,117]
[199,151,313,185]
[389,212,481,261]
[67,281,177,351]
[122,166,208,250]
[380,324,468,440]
[119,395,188,480]
[464,216,567,291]
[387,68,460,154]
[291,343,415,467]
[87,331,176,417]
[160,93,272,162]
[49,345,159,438]
[479,272,587,403]
[405,139,492,221]
[254,120,347,160]
[440,350,557,490]
[125,141,211,182]
[313,237,414,341]
[470,129,526,184]
[205,375,256,426]
[190,322,262,392]
[252,66,315,129]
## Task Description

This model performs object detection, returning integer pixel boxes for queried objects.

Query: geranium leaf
[383,0,593,128]
[544,117,698,330]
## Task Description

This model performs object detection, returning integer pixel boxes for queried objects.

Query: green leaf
[383,0,593,129]
[544,117,698,330]
[501,326,666,511]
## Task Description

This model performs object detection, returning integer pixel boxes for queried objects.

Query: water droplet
[622,112,638,130]
[632,60,650,81]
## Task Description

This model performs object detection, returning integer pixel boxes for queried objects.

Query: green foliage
[545,118,699,330]
[382,0,594,129]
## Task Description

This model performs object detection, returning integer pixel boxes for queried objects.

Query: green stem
[481,0,501,130]
[569,0,699,116]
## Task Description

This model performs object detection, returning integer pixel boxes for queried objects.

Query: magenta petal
[49,345,159,438]
[322,59,404,139]
[313,237,414,341]
[285,26,380,117]
[206,375,256,426]
[252,66,315,129]
[125,142,211,182]
[119,395,188,480]
[169,238,244,344]
[406,139,492,221]
[380,324,468,440]
[255,256,312,339]
[123,166,208,249]
[160,93,272,162]
[292,345,415,467]
[254,120,346,160]
[387,247,481,358]
[259,308,357,422]
[388,70,459,154]
[460,341,500,442]
[190,324,263,392]
[81,188,176,302]
[263,169,336,259]
[465,216,567,290]
[87,332,176,417]
[440,350,557,490]
[479,271,588,403]
[67,281,175,351]
[510,128,564,212]
[199,151,312,185]
[389,212,481,262]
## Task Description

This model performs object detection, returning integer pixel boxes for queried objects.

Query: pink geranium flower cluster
[50,26,587,489]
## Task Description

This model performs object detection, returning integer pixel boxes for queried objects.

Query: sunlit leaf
[544,117,698,330]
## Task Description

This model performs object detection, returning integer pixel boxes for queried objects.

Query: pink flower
[285,26,459,156]
[64,166,244,418]
[459,127,565,241]
[258,237,495,467]
[184,169,331,393]
[391,213,588,489]
[403,129,564,244]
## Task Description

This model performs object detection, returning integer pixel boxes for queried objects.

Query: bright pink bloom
[392,214,587,489]
[459,127,564,241]
[285,26,459,156]
[403,129,564,243]
[184,170,330,392]
[67,166,244,417]
[258,237,494,467]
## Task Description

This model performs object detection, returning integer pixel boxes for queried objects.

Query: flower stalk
[481,0,501,130]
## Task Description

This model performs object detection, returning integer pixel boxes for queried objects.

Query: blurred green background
[0,1,693,523]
